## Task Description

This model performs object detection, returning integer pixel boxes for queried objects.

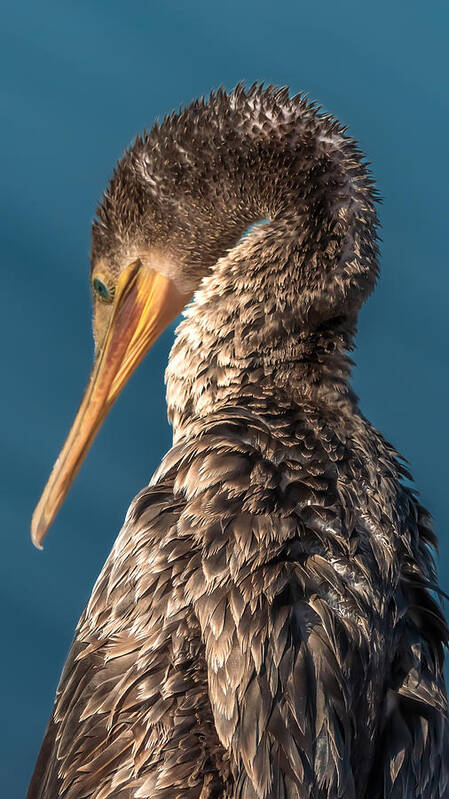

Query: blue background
[2,1,448,795]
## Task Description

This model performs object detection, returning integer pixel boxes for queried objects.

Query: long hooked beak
[31,259,190,548]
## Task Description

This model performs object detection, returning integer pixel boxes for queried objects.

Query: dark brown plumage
[28,84,448,798]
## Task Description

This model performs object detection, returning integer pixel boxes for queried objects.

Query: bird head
[31,91,269,547]
[31,85,378,547]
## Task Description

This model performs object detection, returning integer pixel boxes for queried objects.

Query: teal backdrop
[1,1,448,795]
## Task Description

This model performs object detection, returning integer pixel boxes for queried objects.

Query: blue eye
[92,277,114,302]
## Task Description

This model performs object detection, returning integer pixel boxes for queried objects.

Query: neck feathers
[167,217,359,439]
[162,85,379,437]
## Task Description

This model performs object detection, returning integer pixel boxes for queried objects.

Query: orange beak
[31,259,190,548]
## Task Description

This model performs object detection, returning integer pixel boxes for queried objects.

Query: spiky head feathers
[91,84,379,311]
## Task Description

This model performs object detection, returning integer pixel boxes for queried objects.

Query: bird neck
[166,215,361,442]
[160,88,380,441]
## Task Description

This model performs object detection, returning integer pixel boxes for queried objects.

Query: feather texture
[28,85,448,798]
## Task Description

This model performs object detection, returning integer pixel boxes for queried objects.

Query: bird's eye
[92,277,114,303]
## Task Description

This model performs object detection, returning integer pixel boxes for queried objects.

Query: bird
[28,84,448,799]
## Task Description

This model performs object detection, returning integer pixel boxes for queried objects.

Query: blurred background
[1,1,448,795]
